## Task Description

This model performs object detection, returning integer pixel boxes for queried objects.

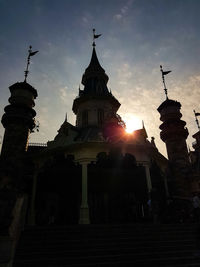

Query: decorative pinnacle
[24,45,39,82]
[160,65,172,100]
[194,110,200,131]
[92,28,102,47]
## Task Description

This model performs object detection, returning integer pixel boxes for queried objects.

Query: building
[0,42,199,234]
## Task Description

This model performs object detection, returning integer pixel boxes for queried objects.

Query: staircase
[14,223,200,267]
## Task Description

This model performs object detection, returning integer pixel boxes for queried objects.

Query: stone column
[28,166,39,226]
[79,161,90,224]
[163,174,170,198]
[144,164,152,193]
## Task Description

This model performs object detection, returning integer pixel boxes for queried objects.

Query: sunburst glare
[124,115,142,134]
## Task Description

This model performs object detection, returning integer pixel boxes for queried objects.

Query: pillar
[144,164,152,193]
[164,174,170,198]
[28,166,39,226]
[79,161,90,224]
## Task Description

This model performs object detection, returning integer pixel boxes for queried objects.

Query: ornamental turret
[157,99,189,168]
[157,66,190,196]
[72,35,120,129]
[0,46,38,161]
[1,82,38,160]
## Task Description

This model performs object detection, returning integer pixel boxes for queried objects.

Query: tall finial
[24,46,39,82]
[194,110,200,131]
[142,120,145,129]
[92,28,102,47]
[160,65,172,99]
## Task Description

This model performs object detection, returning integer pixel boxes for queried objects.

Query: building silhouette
[0,43,200,265]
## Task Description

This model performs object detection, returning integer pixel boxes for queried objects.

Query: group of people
[147,189,200,224]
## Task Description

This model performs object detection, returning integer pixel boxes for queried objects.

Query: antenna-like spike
[194,109,200,131]
[160,65,172,100]
[24,45,38,82]
[92,28,96,47]
[142,120,145,128]
[92,28,101,47]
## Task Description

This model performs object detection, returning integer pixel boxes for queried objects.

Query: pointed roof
[86,48,105,72]
[72,46,120,114]
[81,47,109,85]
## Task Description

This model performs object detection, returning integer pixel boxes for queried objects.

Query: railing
[28,142,47,147]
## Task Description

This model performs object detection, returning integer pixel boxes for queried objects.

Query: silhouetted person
[192,192,200,222]
[150,188,160,223]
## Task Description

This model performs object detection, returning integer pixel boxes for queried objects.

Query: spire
[86,47,105,73]
[81,45,109,96]
[80,29,107,87]
[151,137,157,148]
[72,33,120,115]
[141,120,148,138]
[92,28,102,47]
[142,120,145,129]
[24,45,39,82]
[160,65,172,100]
[194,110,200,131]
[81,47,108,85]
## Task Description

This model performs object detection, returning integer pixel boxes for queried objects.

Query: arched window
[98,109,104,126]
[82,110,88,127]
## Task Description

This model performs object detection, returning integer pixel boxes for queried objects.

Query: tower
[157,99,189,167]
[0,46,38,164]
[1,81,38,161]
[157,98,190,196]
[72,47,120,129]
[157,67,190,196]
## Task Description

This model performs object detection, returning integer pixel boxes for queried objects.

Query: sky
[0,0,200,157]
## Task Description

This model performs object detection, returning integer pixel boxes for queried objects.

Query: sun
[124,116,142,134]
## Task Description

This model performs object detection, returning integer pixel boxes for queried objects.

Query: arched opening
[97,109,104,126]
[35,154,81,225]
[88,150,148,223]
[82,110,88,127]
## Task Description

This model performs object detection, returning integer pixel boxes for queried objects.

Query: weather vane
[160,65,172,99]
[194,110,200,131]
[24,46,39,82]
[92,28,102,47]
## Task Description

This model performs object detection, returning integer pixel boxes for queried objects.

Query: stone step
[22,223,198,233]
[13,253,200,266]
[20,229,196,238]
[18,237,195,248]
[16,242,194,252]
[14,246,197,260]
[14,223,199,267]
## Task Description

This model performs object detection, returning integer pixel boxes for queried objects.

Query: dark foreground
[14,223,200,267]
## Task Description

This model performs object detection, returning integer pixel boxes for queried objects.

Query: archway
[35,154,81,225]
[88,149,148,223]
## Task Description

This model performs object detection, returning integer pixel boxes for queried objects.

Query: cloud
[113,0,134,21]
[114,14,122,20]
[82,16,89,24]
[59,86,68,103]
[117,63,133,84]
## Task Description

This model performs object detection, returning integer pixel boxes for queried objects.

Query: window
[98,109,104,126]
[82,110,88,127]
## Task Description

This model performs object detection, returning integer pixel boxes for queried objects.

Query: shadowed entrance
[88,150,148,223]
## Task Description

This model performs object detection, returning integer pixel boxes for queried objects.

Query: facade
[0,45,199,233]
